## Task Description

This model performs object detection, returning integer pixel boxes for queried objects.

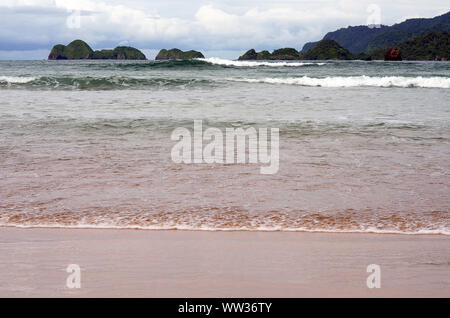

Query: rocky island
[239,48,302,60]
[302,39,352,60]
[48,40,146,60]
[155,49,204,60]
[238,40,354,61]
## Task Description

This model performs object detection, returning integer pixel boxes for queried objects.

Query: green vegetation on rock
[238,48,301,60]
[48,44,67,60]
[63,40,93,59]
[257,50,271,60]
[270,48,302,60]
[48,40,146,60]
[399,31,448,60]
[155,48,204,60]
[112,46,146,60]
[90,49,115,59]
[48,40,93,60]
[239,49,258,60]
[302,39,353,60]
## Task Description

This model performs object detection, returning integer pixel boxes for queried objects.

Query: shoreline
[1,224,449,236]
[0,224,449,236]
[1,227,449,297]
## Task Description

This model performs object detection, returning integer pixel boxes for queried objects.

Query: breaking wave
[89,59,219,70]
[0,75,216,90]
[229,75,450,88]
[200,57,326,67]
[0,76,37,84]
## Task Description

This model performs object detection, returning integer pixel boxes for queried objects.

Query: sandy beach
[0,227,448,297]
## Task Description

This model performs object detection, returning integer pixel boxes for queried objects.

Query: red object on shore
[384,47,402,61]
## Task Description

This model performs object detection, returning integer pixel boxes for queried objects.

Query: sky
[0,0,448,59]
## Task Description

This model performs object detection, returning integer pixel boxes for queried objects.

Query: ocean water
[0,58,449,234]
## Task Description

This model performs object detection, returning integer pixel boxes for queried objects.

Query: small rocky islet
[155,48,204,60]
[48,40,147,60]
[238,39,359,61]
[48,41,205,61]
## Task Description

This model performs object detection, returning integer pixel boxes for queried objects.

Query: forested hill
[368,31,449,61]
[302,11,450,54]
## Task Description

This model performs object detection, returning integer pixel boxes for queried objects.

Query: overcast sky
[0,0,448,59]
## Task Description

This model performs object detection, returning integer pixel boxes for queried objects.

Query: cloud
[0,0,355,50]
[0,0,448,58]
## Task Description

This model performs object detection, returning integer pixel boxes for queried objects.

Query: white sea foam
[229,75,450,88]
[200,57,325,67]
[1,222,448,235]
[0,76,36,84]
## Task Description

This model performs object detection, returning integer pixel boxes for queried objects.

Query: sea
[0,58,449,235]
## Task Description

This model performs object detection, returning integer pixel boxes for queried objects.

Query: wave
[200,57,326,67]
[93,59,218,70]
[3,223,447,235]
[85,58,326,70]
[0,75,216,90]
[229,75,450,88]
[0,210,448,235]
[2,74,449,90]
[0,76,37,84]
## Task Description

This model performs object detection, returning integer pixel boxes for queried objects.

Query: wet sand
[0,227,449,297]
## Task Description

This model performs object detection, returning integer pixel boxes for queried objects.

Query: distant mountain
[367,12,450,51]
[302,25,389,54]
[368,31,449,61]
[302,11,450,54]
[48,40,146,60]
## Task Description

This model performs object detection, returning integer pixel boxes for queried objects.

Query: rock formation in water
[239,40,356,60]
[90,47,146,60]
[238,48,301,60]
[48,40,146,60]
[155,49,204,60]
[270,48,302,60]
[302,39,352,60]
[238,49,258,60]
[49,40,93,60]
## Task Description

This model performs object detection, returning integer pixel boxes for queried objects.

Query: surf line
[171,120,279,174]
